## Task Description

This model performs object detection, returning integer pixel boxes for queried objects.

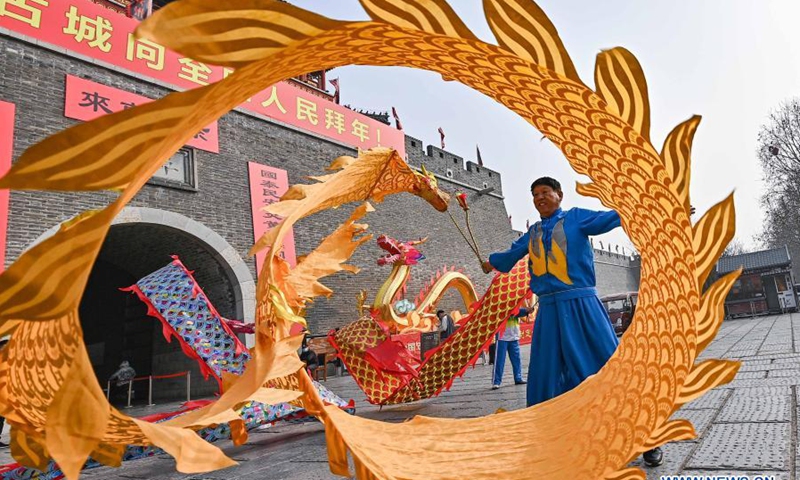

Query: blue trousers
[493,339,523,386]
[527,288,619,407]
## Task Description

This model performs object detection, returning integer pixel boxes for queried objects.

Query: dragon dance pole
[464,210,483,261]
[449,191,485,264]
[447,210,482,261]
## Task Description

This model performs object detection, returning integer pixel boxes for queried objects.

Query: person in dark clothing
[437,310,454,342]
[299,334,319,372]
[109,361,136,387]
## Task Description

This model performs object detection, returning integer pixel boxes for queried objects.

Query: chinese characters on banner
[0,0,406,156]
[64,74,219,152]
[391,332,422,359]
[247,162,296,276]
[520,322,533,345]
[0,101,14,273]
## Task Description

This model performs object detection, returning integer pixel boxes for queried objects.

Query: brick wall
[593,250,641,297]
[0,34,517,332]
[1,33,640,391]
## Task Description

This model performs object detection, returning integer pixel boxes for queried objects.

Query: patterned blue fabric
[0,380,355,479]
[135,259,250,379]
[0,258,357,480]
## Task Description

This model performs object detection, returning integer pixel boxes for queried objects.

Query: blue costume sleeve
[488,229,530,273]
[574,208,621,236]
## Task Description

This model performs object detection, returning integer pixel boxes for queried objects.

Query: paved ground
[3,313,800,479]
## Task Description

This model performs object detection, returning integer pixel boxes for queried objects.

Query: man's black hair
[437,310,445,315]
[530,176,561,192]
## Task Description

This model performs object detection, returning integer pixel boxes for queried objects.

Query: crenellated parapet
[404,135,503,196]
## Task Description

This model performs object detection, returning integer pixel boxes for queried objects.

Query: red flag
[330,77,340,104]
[391,106,403,130]
[476,144,484,166]
[438,127,446,149]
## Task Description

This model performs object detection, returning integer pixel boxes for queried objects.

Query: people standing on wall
[481,176,664,467]
[491,308,528,389]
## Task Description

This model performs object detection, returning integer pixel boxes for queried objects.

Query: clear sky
[292,0,800,254]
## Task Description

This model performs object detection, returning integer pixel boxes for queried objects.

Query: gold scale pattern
[0,0,742,479]
[332,260,531,405]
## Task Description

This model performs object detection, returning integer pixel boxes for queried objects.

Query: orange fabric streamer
[0,0,741,479]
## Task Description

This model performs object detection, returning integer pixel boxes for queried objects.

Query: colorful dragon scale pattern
[331,260,530,405]
[330,319,404,404]
[126,257,250,383]
[0,0,740,479]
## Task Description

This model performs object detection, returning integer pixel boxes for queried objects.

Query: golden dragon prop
[372,234,478,333]
[0,1,740,479]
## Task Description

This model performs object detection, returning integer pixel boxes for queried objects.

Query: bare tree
[758,98,800,276]
[721,238,748,257]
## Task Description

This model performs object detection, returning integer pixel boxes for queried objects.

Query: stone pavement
[3,313,800,479]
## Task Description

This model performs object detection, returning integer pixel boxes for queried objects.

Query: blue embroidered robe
[488,207,621,406]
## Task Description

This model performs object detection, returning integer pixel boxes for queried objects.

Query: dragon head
[411,165,450,212]
[376,235,428,266]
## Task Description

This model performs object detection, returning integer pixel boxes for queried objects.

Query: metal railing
[106,371,191,408]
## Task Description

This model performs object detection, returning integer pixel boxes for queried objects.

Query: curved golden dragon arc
[0,0,741,479]
[371,235,479,332]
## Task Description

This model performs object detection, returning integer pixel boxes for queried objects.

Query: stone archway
[29,207,256,322]
[30,207,256,402]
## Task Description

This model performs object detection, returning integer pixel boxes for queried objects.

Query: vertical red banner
[0,101,14,273]
[519,322,534,345]
[248,162,296,277]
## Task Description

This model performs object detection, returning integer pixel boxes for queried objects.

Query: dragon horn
[420,164,430,176]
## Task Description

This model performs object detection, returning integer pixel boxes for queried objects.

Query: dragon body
[0,1,742,479]
[372,234,478,334]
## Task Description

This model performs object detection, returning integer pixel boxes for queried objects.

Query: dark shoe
[514,380,527,385]
[491,385,500,390]
[643,447,663,467]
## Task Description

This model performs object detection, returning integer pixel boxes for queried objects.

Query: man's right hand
[481,261,494,274]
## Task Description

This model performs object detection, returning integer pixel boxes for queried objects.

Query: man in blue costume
[482,177,663,467]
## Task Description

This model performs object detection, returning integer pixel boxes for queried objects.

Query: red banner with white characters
[1,0,405,155]
[248,162,296,276]
[64,74,219,152]
[0,101,14,273]
[391,332,422,358]
[520,322,533,345]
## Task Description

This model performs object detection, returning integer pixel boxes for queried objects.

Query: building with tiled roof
[715,246,797,318]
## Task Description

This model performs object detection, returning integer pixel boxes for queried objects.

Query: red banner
[519,322,533,345]
[0,101,13,273]
[1,0,405,155]
[64,74,219,152]
[248,162,296,276]
[391,332,422,358]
